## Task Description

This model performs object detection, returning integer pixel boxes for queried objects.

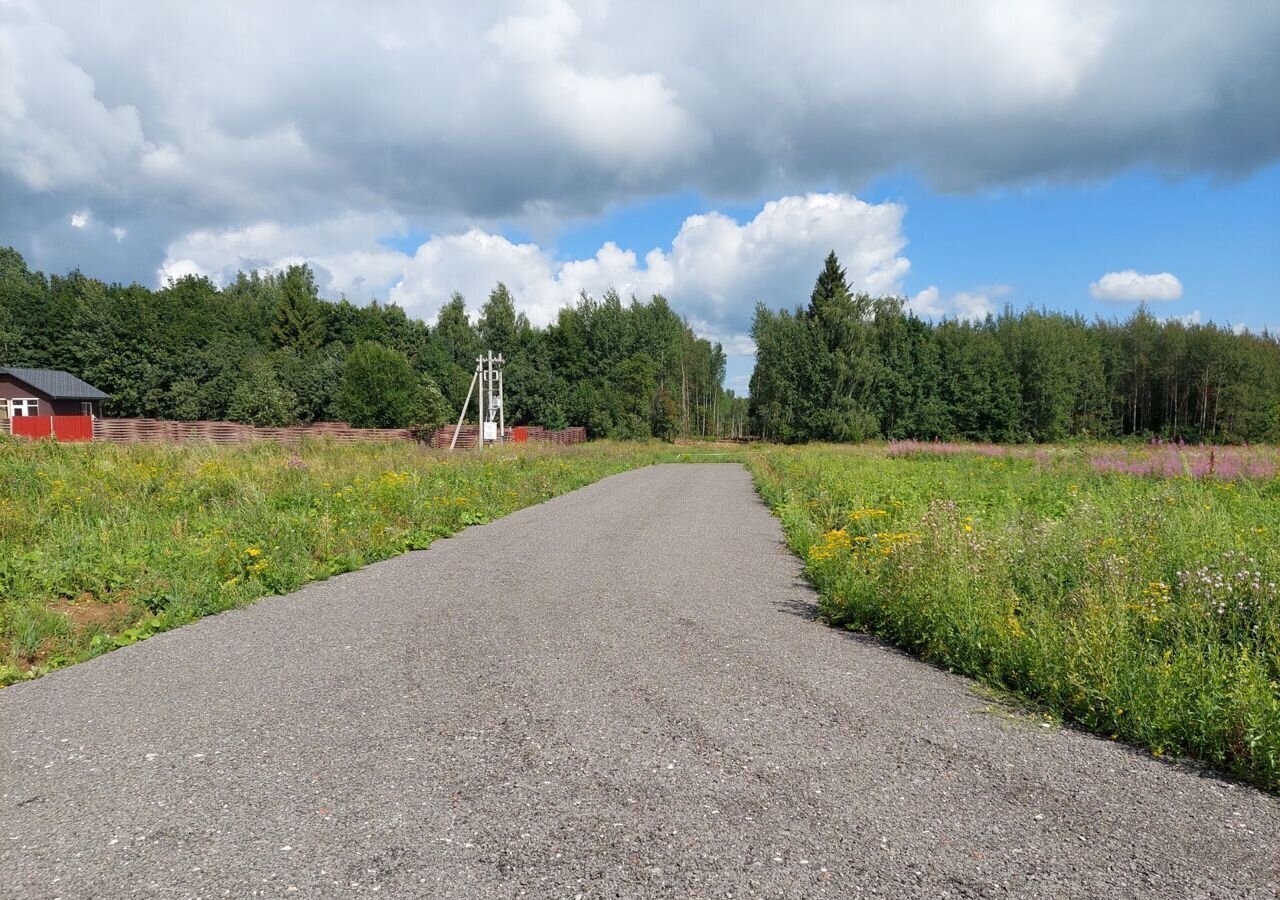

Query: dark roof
[0,367,110,400]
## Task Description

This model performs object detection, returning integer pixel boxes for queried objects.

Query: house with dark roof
[0,368,110,419]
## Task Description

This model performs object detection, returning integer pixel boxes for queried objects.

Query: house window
[9,398,39,417]
[81,402,94,416]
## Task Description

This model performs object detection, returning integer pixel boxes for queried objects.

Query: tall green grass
[0,437,665,684]
[749,445,1280,791]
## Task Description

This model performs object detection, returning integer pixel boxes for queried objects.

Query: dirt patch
[51,595,136,633]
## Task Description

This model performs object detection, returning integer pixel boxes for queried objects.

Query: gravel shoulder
[3,463,1278,898]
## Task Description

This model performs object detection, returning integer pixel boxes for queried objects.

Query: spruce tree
[479,282,527,357]
[270,265,325,352]
[807,250,851,322]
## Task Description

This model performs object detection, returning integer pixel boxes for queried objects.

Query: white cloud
[908,286,943,317]
[69,209,90,229]
[0,0,145,193]
[907,284,1008,321]
[162,192,908,358]
[1232,321,1279,336]
[1089,270,1183,302]
[2,1,1277,283]
[389,193,910,349]
[1171,310,1201,326]
[486,1,710,180]
[158,213,408,297]
[157,258,203,283]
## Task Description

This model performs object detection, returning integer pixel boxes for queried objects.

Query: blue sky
[3,1,1278,396]
[550,165,1279,327]
[533,164,1280,391]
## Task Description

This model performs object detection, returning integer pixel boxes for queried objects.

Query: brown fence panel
[93,418,414,446]
[90,418,583,448]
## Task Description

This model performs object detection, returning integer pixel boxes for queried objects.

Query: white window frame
[9,398,39,417]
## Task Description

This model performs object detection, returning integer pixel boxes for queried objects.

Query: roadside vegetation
[7,430,1278,792]
[750,442,1280,790]
[0,437,666,685]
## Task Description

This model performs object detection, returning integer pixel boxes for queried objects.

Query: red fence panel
[53,416,94,442]
[11,416,54,439]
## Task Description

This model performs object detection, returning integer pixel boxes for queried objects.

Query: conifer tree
[270,265,325,352]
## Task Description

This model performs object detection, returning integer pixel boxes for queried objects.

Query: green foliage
[227,357,299,426]
[270,265,326,352]
[751,252,1280,444]
[478,282,527,358]
[750,444,1280,790]
[417,374,453,430]
[336,341,435,428]
[0,247,737,438]
[0,439,671,685]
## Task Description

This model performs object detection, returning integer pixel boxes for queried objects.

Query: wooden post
[450,365,480,450]
[477,354,485,449]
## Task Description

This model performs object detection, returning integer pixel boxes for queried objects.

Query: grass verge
[0,437,667,685]
[747,444,1280,791]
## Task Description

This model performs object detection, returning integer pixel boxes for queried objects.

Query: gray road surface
[3,464,1279,899]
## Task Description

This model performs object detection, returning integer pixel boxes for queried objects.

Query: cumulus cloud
[164,193,910,360]
[907,284,1008,321]
[1089,270,1183,302]
[1232,321,1279,337]
[389,193,908,350]
[1,1,1277,282]
[158,213,409,298]
[0,1,146,193]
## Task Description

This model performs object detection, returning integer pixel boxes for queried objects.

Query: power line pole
[449,351,504,450]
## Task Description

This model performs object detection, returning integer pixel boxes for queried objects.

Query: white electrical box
[482,422,498,441]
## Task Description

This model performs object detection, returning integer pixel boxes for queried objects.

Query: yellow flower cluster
[1005,614,1027,639]
[848,508,889,521]
[1127,580,1172,624]
[873,531,922,556]
[809,528,853,561]
[808,528,921,562]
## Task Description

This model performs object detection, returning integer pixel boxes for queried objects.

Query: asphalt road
[3,463,1279,899]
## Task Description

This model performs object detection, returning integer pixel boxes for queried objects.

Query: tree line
[0,247,744,439]
[750,252,1280,443]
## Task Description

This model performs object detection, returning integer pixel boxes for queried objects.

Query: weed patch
[0,438,667,684]
[749,444,1280,791]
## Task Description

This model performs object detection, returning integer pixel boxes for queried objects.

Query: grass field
[6,435,1278,791]
[0,437,667,685]
[749,443,1280,790]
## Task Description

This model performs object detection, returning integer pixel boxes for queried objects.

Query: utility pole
[449,351,505,449]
